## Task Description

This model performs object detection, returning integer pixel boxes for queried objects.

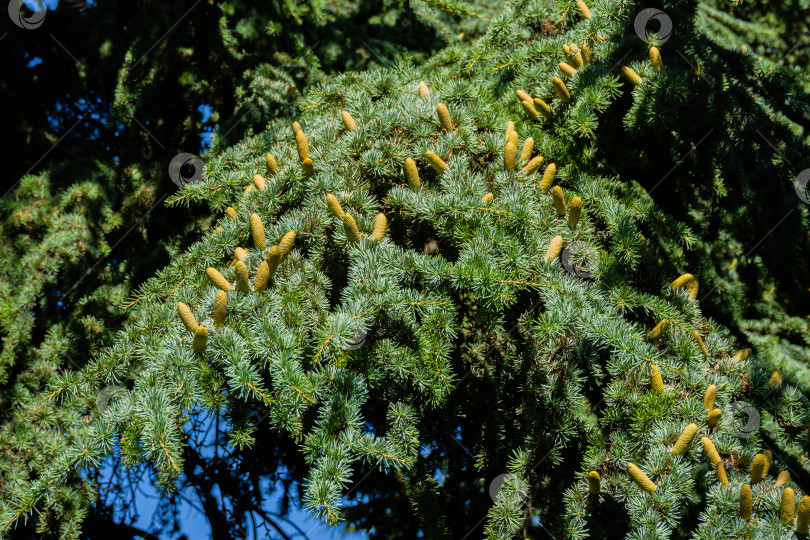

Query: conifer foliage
[2,0,810,537]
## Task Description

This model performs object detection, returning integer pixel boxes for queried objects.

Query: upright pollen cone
[544,235,563,263]
[405,158,421,190]
[425,151,448,172]
[418,81,430,101]
[206,268,233,291]
[342,111,357,131]
[650,46,663,71]
[193,326,208,353]
[327,194,344,218]
[265,154,278,176]
[670,423,698,456]
[278,231,296,260]
[234,261,250,293]
[177,302,198,332]
[212,290,227,326]
[587,471,600,494]
[437,103,455,131]
[650,365,664,393]
[343,214,362,244]
[627,463,656,492]
[250,213,266,250]
[552,77,570,102]
[370,213,387,242]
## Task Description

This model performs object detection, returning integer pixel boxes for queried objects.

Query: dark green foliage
[2,0,810,538]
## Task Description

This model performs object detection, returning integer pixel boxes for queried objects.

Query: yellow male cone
[649,319,671,340]
[342,111,357,131]
[504,141,517,172]
[650,46,663,71]
[533,98,552,119]
[627,463,656,492]
[370,213,387,242]
[522,99,540,120]
[295,130,309,162]
[540,163,556,193]
[770,369,783,387]
[177,302,199,332]
[650,365,664,393]
[278,231,296,260]
[522,156,544,174]
[740,484,752,520]
[552,77,571,102]
[750,453,766,484]
[701,437,721,466]
[425,151,448,172]
[782,488,796,526]
[559,62,577,78]
[568,196,582,228]
[707,408,722,428]
[253,261,270,293]
[405,158,421,190]
[302,157,314,178]
[234,261,250,293]
[327,193,344,218]
[250,213,266,250]
[192,325,208,353]
[797,495,810,534]
[343,214,362,244]
[544,235,563,264]
[266,153,278,176]
[704,384,717,410]
[266,246,281,278]
[206,268,233,291]
[691,331,708,356]
[671,423,698,456]
[576,0,592,19]
[762,450,772,477]
[670,273,698,299]
[437,103,455,131]
[552,185,566,216]
[516,89,533,103]
[212,291,227,326]
[716,463,729,486]
[520,137,534,163]
[776,470,790,486]
[588,471,601,494]
[418,81,430,101]
[621,66,643,85]
[731,348,751,362]
[253,174,266,191]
